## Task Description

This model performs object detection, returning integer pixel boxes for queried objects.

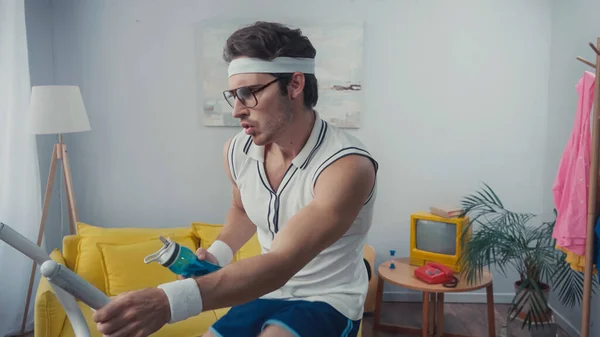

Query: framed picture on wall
[195,19,364,129]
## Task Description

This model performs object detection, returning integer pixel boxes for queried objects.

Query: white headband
[227,57,315,78]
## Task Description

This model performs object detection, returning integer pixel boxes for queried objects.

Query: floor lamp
[20,85,91,334]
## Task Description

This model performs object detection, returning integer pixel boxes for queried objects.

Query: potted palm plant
[458,183,597,331]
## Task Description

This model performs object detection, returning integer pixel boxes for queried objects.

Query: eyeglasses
[222,77,281,108]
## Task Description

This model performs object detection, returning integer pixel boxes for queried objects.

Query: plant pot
[506,317,558,337]
[512,280,553,324]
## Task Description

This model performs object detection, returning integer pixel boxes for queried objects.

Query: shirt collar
[244,111,327,170]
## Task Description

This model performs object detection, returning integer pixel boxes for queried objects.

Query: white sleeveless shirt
[227,112,378,320]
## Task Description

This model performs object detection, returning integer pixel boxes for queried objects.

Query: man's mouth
[241,122,254,134]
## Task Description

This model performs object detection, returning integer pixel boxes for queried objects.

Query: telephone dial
[414,262,459,288]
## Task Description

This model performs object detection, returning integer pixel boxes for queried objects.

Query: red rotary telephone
[414,262,459,288]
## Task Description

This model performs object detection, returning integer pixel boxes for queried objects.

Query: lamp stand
[20,133,78,334]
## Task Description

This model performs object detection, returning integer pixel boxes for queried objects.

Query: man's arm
[207,138,257,260]
[195,154,376,311]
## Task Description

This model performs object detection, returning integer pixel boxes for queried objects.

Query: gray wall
[24,0,69,254]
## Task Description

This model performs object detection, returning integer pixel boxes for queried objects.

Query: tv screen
[415,219,456,255]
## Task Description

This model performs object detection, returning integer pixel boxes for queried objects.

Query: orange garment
[556,246,586,272]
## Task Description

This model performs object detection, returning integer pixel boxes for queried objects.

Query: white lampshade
[28,85,91,135]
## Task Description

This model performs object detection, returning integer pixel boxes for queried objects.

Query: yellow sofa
[34,222,374,337]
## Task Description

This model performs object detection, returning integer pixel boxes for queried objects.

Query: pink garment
[552,71,596,256]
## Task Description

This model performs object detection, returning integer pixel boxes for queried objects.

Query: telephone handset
[414,262,459,288]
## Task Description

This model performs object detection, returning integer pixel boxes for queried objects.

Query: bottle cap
[144,236,180,267]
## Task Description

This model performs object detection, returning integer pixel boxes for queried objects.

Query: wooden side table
[373,257,495,337]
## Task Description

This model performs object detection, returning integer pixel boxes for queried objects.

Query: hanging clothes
[595,215,600,272]
[552,70,596,272]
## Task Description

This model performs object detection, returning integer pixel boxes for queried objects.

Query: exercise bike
[0,222,111,337]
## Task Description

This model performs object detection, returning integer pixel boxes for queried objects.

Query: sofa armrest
[34,248,67,337]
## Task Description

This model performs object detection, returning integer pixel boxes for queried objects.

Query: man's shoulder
[323,122,371,152]
[226,130,253,156]
[312,124,378,209]
[224,130,254,183]
[308,121,378,182]
[316,122,377,164]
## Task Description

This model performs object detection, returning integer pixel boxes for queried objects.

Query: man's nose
[231,99,248,119]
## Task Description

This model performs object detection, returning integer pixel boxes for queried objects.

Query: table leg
[436,293,444,337]
[372,277,422,335]
[373,277,384,329]
[486,283,496,337]
[423,292,430,337]
[372,281,495,337]
[430,293,437,335]
[432,291,485,337]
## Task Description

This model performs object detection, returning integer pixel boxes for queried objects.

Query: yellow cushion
[34,248,68,337]
[72,222,197,293]
[97,236,197,296]
[62,235,81,270]
[77,222,193,238]
[191,222,261,261]
[214,307,231,319]
[191,222,224,249]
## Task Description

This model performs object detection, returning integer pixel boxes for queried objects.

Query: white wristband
[157,278,203,323]
[207,240,234,266]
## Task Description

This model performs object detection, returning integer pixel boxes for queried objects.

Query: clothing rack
[576,37,600,337]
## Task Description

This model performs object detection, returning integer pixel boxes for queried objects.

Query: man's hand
[177,248,219,280]
[92,288,171,337]
[194,247,219,265]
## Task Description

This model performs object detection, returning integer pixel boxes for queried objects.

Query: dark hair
[223,21,318,109]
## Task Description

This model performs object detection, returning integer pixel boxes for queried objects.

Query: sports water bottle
[144,236,221,278]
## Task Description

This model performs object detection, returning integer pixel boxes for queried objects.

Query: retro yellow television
[409,211,471,273]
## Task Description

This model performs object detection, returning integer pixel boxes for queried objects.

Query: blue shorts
[209,298,361,337]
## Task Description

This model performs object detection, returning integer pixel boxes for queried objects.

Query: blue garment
[209,298,361,337]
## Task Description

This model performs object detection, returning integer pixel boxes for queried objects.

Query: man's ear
[287,73,305,100]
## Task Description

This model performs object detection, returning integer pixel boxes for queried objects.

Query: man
[93,21,378,337]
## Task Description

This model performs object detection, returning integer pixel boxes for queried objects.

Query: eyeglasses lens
[224,87,257,108]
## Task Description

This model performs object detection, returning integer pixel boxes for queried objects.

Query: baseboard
[549,304,580,337]
[383,291,514,304]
